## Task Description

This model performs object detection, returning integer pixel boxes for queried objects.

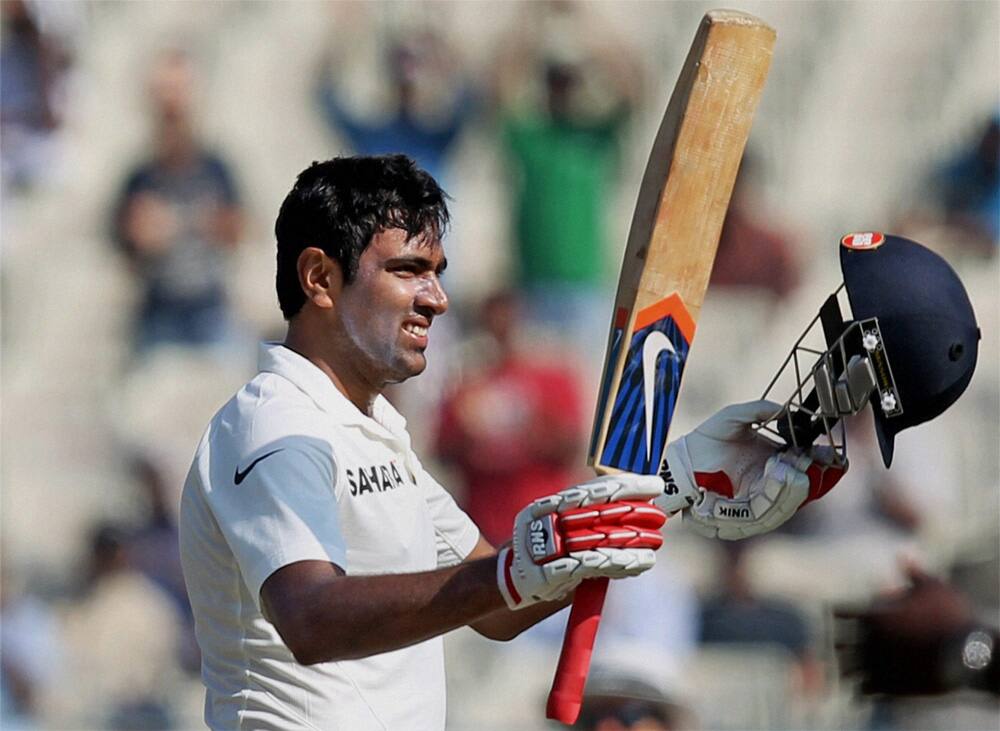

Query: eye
[389,263,419,278]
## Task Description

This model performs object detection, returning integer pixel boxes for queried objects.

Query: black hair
[274,154,450,319]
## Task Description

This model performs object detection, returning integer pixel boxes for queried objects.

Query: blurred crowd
[2,2,997,730]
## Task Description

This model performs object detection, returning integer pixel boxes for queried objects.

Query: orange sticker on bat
[600,293,694,474]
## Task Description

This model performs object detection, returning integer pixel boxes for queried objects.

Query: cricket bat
[545,10,776,724]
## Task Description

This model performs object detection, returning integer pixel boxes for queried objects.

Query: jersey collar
[257,342,408,439]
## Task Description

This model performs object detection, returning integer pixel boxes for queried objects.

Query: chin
[387,354,427,383]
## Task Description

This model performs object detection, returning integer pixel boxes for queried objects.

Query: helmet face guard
[756,233,980,467]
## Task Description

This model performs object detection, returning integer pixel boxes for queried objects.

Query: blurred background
[1,1,997,729]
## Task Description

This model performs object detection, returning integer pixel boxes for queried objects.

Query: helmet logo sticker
[841,232,886,250]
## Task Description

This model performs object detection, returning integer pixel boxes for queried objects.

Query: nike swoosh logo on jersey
[234,449,283,485]
[642,330,676,461]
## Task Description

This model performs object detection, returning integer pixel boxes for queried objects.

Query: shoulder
[118,159,159,194]
[196,149,234,174]
[187,374,347,502]
[195,150,240,193]
[208,372,341,462]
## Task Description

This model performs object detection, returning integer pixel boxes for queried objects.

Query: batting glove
[655,400,848,540]
[497,474,667,610]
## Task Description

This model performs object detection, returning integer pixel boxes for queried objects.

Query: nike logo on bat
[234,449,283,485]
[642,331,676,461]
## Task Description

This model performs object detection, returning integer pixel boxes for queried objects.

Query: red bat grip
[545,576,610,724]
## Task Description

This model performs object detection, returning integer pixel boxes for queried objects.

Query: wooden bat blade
[548,10,775,725]
[588,9,775,476]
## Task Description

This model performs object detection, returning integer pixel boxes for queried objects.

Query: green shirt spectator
[502,111,626,287]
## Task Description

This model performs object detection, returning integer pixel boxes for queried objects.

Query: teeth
[404,324,428,337]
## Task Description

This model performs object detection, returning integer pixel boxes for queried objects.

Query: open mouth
[402,323,428,338]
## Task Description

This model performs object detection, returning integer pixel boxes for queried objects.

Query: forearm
[266,557,506,664]
[471,590,574,641]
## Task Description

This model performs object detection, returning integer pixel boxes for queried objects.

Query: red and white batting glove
[656,400,848,540]
[497,474,667,610]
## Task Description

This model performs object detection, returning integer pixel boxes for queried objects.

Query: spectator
[837,562,999,698]
[933,113,999,254]
[125,455,186,614]
[491,1,642,352]
[47,523,184,729]
[576,662,695,731]
[896,113,999,260]
[316,17,474,188]
[0,562,62,730]
[315,17,475,435]
[111,49,245,358]
[434,290,586,545]
[125,453,200,673]
[699,541,823,696]
[0,0,74,193]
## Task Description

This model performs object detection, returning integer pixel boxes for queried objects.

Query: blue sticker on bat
[599,294,694,474]
[589,307,628,459]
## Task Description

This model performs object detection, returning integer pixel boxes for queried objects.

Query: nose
[417,274,448,316]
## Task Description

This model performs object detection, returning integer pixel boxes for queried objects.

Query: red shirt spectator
[435,292,585,544]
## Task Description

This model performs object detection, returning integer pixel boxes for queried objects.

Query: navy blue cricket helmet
[839,232,980,466]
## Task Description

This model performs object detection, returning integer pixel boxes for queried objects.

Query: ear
[296,247,343,310]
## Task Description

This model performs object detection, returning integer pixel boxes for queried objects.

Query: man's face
[335,227,448,388]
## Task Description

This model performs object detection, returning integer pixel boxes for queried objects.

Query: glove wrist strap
[496,547,523,610]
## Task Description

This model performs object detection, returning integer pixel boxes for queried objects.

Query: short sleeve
[411,456,480,567]
[205,439,347,609]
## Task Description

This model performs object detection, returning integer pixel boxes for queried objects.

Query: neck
[284,319,380,415]
[156,120,197,168]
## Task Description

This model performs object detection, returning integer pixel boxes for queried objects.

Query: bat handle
[545,576,610,724]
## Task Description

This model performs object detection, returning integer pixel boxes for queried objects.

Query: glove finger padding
[538,474,665,516]
[558,501,667,530]
[529,501,667,561]
[569,547,657,578]
[695,399,784,441]
[560,501,666,552]
[563,527,664,553]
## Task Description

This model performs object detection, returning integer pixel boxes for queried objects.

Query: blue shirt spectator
[112,50,244,356]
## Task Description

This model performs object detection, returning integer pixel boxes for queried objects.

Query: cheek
[341,296,403,359]
[338,272,416,352]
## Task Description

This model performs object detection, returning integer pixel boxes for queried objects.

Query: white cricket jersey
[179,343,480,731]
